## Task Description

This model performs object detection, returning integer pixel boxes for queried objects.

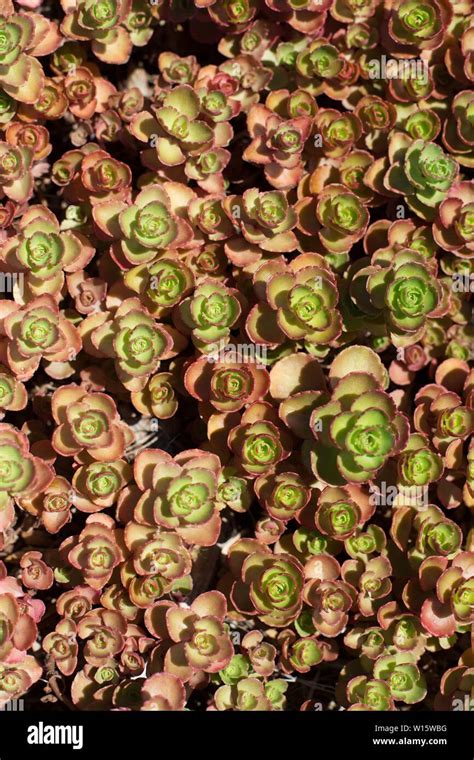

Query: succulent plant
[0,294,82,380]
[141,673,185,710]
[443,90,474,168]
[243,104,312,189]
[384,0,451,53]
[298,183,369,256]
[124,523,192,607]
[228,406,292,476]
[393,504,463,569]
[351,249,445,347]
[420,552,474,638]
[0,423,54,536]
[214,676,272,711]
[130,85,215,169]
[95,184,193,266]
[185,355,269,412]
[223,188,298,264]
[373,653,427,704]
[435,664,474,711]
[131,372,179,419]
[306,347,409,485]
[0,365,27,416]
[316,485,375,540]
[176,280,242,353]
[241,631,276,676]
[90,299,175,391]
[63,514,125,589]
[295,39,345,95]
[72,459,132,512]
[43,619,79,676]
[384,134,459,220]
[18,475,73,534]
[304,557,356,637]
[0,588,39,661]
[52,386,131,461]
[255,470,311,522]
[397,434,444,488]
[247,253,342,348]
[0,654,42,707]
[433,180,474,259]
[229,540,304,626]
[146,591,233,682]
[61,0,145,64]
[123,257,194,317]
[133,448,222,546]
[1,205,94,300]
[0,0,471,719]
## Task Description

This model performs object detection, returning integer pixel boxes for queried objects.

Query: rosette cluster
[0,0,471,716]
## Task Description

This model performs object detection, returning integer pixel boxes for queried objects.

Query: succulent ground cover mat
[0,0,472,715]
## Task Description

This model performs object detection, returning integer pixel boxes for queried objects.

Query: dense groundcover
[0,0,472,714]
